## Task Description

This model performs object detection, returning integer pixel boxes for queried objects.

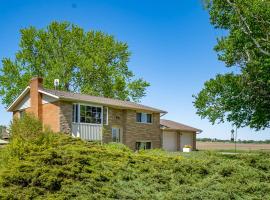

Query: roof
[161,119,202,133]
[40,88,167,113]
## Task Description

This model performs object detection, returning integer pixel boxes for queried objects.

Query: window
[72,104,102,124]
[103,107,108,125]
[136,113,152,123]
[72,104,79,123]
[112,127,121,142]
[136,142,152,150]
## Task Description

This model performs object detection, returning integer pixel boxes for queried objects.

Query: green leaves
[0,21,149,107]
[195,0,270,130]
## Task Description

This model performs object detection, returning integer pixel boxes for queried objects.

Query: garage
[162,131,177,151]
[161,119,202,152]
[180,132,193,150]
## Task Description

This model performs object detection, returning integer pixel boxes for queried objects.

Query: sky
[0,0,269,140]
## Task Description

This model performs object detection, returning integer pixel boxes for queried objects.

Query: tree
[0,22,150,107]
[194,0,270,130]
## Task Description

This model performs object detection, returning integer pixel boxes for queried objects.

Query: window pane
[136,142,152,150]
[147,114,152,123]
[79,105,102,124]
[103,107,108,125]
[146,142,151,149]
[141,113,147,123]
[136,113,141,122]
[112,128,120,142]
[80,105,86,113]
[80,117,85,123]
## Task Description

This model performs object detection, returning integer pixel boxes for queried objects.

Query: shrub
[1,116,270,199]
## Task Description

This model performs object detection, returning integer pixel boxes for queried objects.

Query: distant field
[197,141,270,151]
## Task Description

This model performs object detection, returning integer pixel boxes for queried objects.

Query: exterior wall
[41,102,60,132]
[13,100,60,133]
[192,133,196,150]
[59,101,73,133]
[103,108,125,143]
[177,131,181,151]
[103,108,161,150]
[124,110,161,150]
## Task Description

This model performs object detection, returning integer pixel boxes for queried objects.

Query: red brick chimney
[29,77,43,119]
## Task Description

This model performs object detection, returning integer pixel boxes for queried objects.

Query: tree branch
[226,0,270,56]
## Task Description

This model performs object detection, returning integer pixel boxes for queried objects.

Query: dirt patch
[197,141,270,151]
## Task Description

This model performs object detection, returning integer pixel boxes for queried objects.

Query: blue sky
[0,0,269,140]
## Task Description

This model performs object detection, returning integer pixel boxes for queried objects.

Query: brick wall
[103,107,161,150]
[125,110,161,150]
[103,107,125,143]
[41,102,60,132]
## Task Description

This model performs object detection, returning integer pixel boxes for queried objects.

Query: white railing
[71,123,103,141]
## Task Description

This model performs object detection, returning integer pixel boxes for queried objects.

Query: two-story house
[7,77,201,151]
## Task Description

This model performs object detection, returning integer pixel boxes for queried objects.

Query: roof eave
[58,96,167,114]
[7,86,30,112]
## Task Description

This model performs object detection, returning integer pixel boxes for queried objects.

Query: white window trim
[72,103,103,125]
[103,106,109,125]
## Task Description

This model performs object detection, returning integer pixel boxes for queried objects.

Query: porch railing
[71,123,103,141]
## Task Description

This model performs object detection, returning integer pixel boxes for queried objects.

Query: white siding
[14,93,30,111]
[71,123,102,141]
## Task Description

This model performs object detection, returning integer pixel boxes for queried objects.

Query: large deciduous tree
[194,0,270,130]
[0,22,149,107]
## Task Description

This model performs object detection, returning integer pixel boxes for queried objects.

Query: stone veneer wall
[59,101,73,133]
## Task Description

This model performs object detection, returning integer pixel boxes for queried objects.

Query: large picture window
[72,104,102,124]
[136,113,152,123]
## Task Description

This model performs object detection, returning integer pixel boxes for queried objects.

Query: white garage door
[180,132,193,151]
[163,131,177,151]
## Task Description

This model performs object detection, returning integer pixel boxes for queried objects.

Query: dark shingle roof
[41,88,166,113]
[161,119,202,133]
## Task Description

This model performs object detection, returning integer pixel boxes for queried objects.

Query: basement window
[135,142,152,150]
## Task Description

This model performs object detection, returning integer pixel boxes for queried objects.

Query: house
[7,77,201,151]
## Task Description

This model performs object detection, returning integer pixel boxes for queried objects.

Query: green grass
[1,115,270,199]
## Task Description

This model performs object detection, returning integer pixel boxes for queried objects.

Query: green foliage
[0,21,150,107]
[195,0,270,130]
[1,117,270,199]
